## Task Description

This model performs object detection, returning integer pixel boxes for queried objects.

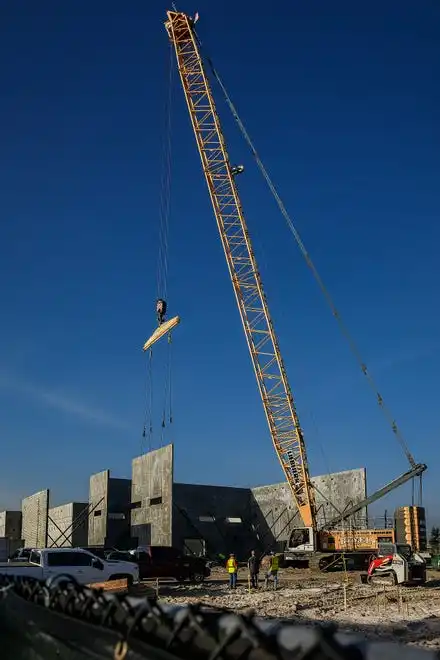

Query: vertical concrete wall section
[172,483,254,557]
[250,468,367,548]
[21,490,50,548]
[107,478,132,548]
[313,468,367,526]
[88,471,132,547]
[48,503,88,548]
[0,511,22,540]
[88,470,109,546]
[131,444,173,546]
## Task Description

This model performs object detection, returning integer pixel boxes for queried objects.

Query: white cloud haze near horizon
[0,369,131,431]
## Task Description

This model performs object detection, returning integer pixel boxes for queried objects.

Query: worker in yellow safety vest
[264,551,279,590]
[226,553,238,589]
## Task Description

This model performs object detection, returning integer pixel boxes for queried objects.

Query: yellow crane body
[165,11,423,565]
[165,10,316,529]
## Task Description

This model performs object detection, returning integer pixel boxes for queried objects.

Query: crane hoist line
[163,10,427,566]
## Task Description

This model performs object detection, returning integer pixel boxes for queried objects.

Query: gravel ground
[134,567,440,650]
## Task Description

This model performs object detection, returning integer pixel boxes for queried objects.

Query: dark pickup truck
[106,546,210,583]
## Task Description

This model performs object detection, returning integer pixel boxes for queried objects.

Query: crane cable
[142,349,154,452]
[143,41,175,450]
[157,41,174,302]
[193,31,416,471]
[160,41,175,440]
[161,333,174,444]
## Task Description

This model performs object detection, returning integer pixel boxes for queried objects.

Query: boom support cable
[195,36,416,471]
[142,349,153,452]
[156,41,174,301]
[160,334,174,443]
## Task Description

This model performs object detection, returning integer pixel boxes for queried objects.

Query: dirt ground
[133,567,440,650]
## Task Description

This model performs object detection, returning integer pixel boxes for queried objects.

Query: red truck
[106,546,210,583]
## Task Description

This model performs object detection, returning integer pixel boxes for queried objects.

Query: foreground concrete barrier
[87,579,127,592]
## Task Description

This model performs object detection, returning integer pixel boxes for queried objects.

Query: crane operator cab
[285,528,316,561]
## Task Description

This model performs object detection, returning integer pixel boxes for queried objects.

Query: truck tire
[108,573,134,587]
[189,571,205,584]
[46,573,77,589]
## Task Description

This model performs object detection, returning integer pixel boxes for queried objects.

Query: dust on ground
[133,567,440,650]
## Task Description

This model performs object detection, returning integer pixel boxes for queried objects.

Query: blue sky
[1,1,439,523]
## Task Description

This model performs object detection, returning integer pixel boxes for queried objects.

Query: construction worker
[264,551,279,590]
[226,553,238,589]
[247,550,260,588]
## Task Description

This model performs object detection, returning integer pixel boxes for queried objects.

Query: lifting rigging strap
[142,348,153,451]
[193,29,417,472]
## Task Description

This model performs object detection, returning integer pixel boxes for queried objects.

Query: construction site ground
[131,567,440,651]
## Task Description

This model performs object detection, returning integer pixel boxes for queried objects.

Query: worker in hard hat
[264,551,279,590]
[247,550,260,589]
[226,553,238,589]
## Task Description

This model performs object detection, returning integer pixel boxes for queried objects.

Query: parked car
[79,546,112,561]
[0,547,139,586]
[106,545,211,583]
[8,547,33,563]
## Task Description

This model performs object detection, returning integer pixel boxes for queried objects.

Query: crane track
[0,573,438,659]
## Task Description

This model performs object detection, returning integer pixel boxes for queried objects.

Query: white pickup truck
[0,547,139,586]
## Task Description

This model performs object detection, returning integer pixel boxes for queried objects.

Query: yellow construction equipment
[164,10,426,569]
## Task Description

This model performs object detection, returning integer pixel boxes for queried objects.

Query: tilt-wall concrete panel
[88,471,132,548]
[129,444,367,557]
[21,490,50,548]
[131,444,173,546]
[250,468,367,546]
[172,483,253,557]
[0,511,22,540]
[88,470,110,546]
[48,502,88,548]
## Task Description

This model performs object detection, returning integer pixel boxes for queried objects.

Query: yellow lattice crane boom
[165,10,316,529]
[164,11,428,567]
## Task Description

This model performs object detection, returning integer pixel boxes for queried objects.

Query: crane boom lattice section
[165,11,316,528]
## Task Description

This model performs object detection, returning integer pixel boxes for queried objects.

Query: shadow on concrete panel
[89,470,132,548]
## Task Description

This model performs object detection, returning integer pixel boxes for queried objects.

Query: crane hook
[156,298,167,326]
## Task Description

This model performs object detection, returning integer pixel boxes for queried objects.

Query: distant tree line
[430,526,440,553]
